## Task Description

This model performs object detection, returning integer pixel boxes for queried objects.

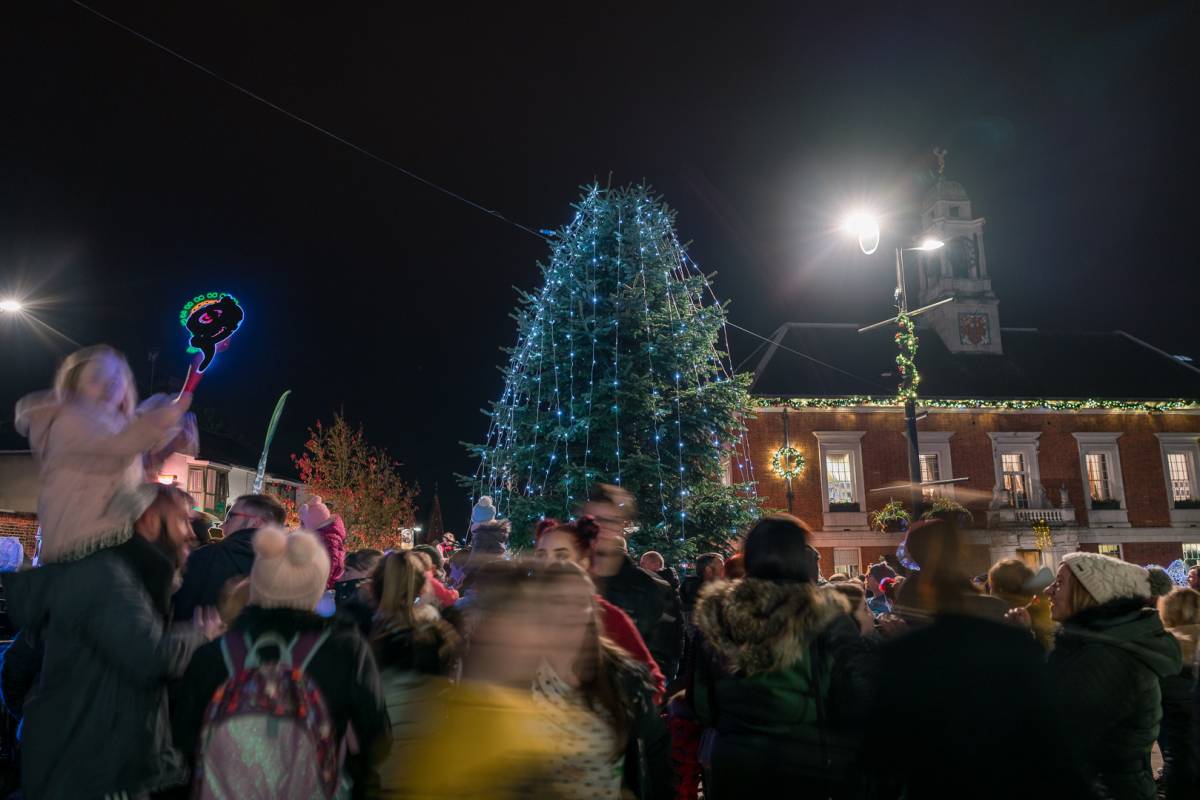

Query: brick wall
[0,511,38,560]
[746,407,1199,531]
[1120,541,1183,566]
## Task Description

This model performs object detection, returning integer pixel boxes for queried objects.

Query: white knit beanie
[249,526,330,611]
[1061,551,1151,606]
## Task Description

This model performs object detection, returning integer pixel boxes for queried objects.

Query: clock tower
[916,177,1003,355]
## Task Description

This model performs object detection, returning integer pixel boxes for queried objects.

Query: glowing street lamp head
[916,238,945,251]
[0,299,23,313]
[843,212,880,255]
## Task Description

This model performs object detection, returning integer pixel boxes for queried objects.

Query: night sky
[2,1,1196,528]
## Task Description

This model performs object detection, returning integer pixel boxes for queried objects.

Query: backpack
[194,629,341,799]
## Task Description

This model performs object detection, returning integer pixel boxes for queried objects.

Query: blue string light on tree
[468,185,760,558]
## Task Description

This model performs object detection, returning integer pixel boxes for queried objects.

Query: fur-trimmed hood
[695,578,849,676]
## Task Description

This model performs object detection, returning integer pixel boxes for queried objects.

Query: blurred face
[223,501,270,535]
[542,577,595,665]
[590,534,625,578]
[468,592,543,686]
[640,553,664,573]
[853,598,875,636]
[76,354,129,413]
[1189,567,1199,590]
[534,529,586,568]
[582,500,626,540]
[135,495,192,571]
[1047,563,1075,622]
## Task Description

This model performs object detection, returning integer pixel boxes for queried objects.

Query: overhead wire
[71,0,881,392]
[71,0,551,241]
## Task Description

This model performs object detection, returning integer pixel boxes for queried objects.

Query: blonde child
[15,345,197,563]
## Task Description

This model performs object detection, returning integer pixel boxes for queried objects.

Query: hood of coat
[1063,597,1183,679]
[695,578,849,676]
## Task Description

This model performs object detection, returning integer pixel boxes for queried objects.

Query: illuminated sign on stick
[179,292,245,372]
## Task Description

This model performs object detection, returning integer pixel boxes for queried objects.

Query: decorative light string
[753,396,1200,413]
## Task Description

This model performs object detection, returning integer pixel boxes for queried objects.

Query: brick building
[743,178,1200,578]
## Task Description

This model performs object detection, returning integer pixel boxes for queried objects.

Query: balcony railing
[989,506,1076,527]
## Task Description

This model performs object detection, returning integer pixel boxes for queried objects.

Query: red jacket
[598,595,665,704]
[426,572,460,608]
[314,516,347,589]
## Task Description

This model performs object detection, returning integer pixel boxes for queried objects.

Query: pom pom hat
[1061,551,1151,606]
[250,526,330,611]
[471,496,497,527]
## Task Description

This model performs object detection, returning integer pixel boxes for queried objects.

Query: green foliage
[467,185,760,559]
[921,496,974,523]
[870,499,911,531]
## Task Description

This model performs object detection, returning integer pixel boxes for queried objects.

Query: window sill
[1169,508,1200,528]
[822,511,870,532]
[1086,508,1130,528]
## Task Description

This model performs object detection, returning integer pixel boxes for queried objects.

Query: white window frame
[1072,433,1130,528]
[814,431,868,531]
[1156,434,1200,527]
[906,431,955,501]
[988,433,1044,511]
[1183,542,1200,568]
[832,547,862,578]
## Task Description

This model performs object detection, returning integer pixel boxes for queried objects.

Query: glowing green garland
[895,312,920,402]
[752,397,1200,413]
[771,445,805,480]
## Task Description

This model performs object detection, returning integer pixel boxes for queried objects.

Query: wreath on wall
[772,445,806,480]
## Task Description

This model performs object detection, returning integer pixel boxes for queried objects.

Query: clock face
[958,312,991,345]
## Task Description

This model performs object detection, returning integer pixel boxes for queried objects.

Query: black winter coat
[1158,623,1200,800]
[1049,598,1183,800]
[171,527,258,622]
[614,657,674,800]
[173,605,391,799]
[599,555,683,681]
[2,535,206,799]
[859,613,1092,800]
[691,579,871,799]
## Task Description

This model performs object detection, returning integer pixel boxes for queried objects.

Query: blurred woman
[386,561,567,799]
[691,514,867,798]
[533,517,665,700]
[371,550,461,763]
[14,345,195,564]
[1047,553,1183,800]
[1157,587,1200,799]
[534,562,672,799]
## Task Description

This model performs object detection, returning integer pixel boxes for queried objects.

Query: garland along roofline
[751,396,1200,413]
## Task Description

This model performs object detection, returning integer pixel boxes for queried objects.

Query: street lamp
[844,213,949,516]
[0,299,23,313]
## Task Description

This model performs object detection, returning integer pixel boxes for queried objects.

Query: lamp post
[844,213,946,517]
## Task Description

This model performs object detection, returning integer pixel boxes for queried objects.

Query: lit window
[187,465,229,515]
[833,548,860,577]
[1097,543,1121,559]
[920,453,941,499]
[1168,452,1194,503]
[1184,543,1200,568]
[826,452,854,506]
[1001,453,1029,508]
[1086,453,1112,502]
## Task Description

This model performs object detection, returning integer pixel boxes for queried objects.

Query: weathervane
[933,147,948,177]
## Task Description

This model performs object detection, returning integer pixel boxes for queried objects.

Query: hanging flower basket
[870,499,911,533]
[921,497,974,528]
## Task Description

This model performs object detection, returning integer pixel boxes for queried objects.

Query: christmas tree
[469,185,759,559]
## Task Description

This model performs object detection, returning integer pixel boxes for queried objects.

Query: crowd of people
[0,344,1198,799]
